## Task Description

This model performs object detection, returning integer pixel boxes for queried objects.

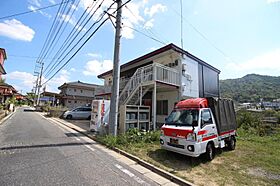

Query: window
[165,109,199,126]
[74,101,77,103]
[68,100,71,103]
[201,109,213,127]
[80,90,83,93]
[74,89,76,92]
[157,100,168,115]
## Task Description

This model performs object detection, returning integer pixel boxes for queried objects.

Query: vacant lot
[98,127,280,186]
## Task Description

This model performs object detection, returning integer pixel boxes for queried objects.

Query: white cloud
[83,60,113,76]
[144,4,167,17]
[225,48,280,77]
[5,71,36,93]
[267,0,280,3]
[49,0,56,4]
[29,0,41,7]
[28,5,52,18]
[4,70,71,93]
[144,19,154,29]
[87,53,102,58]
[79,0,165,39]
[0,19,35,42]
[60,14,85,31]
[122,20,135,39]
[70,68,76,72]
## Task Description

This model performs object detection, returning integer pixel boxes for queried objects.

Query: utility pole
[109,0,122,136]
[36,63,44,106]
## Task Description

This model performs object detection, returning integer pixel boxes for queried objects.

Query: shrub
[97,129,160,148]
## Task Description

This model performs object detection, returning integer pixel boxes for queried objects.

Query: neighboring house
[97,43,220,132]
[0,82,17,104]
[58,81,103,109]
[0,48,7,77]
[39,91,61,106]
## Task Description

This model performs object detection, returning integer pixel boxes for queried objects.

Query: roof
[175,98,208,109]
[98,43,220,78]
[58,81,103,90]
[0,48,7,60]
[0,82,16,90]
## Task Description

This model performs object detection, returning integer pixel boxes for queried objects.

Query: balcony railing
[119,63,179,105]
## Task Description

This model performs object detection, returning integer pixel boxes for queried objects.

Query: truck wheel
[205,143,215,161]
[66,115,72,120]
[228,136,236,150]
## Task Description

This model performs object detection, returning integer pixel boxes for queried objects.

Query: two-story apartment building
[97,43,220,132]
[58,81,103,109]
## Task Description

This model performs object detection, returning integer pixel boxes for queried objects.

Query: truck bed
[207,97,237,135]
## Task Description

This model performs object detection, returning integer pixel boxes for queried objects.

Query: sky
[0,0,280,94]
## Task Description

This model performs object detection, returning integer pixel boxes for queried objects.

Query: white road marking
[74,137,81,141]
[115,164,148,185]
[84,145,95,151]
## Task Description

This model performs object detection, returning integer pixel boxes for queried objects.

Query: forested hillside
[220,74,280,102]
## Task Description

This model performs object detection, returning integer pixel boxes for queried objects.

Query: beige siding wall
[66,87,95,97]
[156,90,179,124]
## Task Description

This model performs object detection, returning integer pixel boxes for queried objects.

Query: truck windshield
[165,109,199,126]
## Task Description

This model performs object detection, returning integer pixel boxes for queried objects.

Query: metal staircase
[119,63,180,106]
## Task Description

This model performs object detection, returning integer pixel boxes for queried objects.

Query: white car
[63,107,92,120]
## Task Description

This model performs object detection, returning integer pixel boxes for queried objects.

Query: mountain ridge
[220,74,280,102]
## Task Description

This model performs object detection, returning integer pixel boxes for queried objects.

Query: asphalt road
[0,107,160,186]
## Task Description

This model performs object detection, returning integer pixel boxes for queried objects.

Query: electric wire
[170,5,232,61]
[42,0,132,85]
[42,0,81,63]
[39,0,77,64]
[124,5,168,45]
[122,25,166,45]
[44,0,114,79]
[44,0,104,75]
[36,0,68,64]
[0,1,70,20]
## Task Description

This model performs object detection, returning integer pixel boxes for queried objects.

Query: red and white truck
[160,97,237,160]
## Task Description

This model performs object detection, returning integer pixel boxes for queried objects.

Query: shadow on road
[0,142,96,151]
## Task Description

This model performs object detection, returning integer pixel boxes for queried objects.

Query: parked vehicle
[160,97,237,160]
[90,100,110,134]
[63,106,92,120]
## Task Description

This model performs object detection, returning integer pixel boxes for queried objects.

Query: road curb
[44,116,193,186]
[0,109,17,126]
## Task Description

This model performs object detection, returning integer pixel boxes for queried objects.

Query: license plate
[170,138,178,145]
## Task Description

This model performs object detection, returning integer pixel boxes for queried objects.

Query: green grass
[97,128,280,186]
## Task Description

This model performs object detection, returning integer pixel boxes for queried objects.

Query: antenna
[180,0,184,49]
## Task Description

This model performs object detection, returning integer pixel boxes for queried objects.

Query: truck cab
[160,98,236,160]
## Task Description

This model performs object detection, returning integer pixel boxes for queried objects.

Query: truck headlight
[186,133,196,141]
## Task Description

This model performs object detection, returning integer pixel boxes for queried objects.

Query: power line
[43,0,132,85]
[36,0,68,64]
[170,5,232,61]
[122,25,166,45]
[124,5,168,45]
[0,1,69,20]
[44,0,114,79]
[38,0,76,64]
[42,18,109,85]
[44,0,104,75]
